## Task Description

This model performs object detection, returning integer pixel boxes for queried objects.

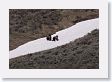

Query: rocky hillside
[9,29,99,69]
[9,9,99,50]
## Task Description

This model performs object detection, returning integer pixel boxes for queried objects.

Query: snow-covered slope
[9,18,99,59]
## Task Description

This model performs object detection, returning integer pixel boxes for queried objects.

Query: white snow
[9,18,99,59]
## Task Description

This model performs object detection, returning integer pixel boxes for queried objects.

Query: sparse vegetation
[9,29,99,69]
[9,9,99,50]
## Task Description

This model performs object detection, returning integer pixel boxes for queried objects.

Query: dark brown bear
[52,35,59,41]
[46,35,52,41]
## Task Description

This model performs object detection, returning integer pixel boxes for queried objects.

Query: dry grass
[10,29,99,69]
[9,9,99,50]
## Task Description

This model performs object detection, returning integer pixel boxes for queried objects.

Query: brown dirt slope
[9,29,99,69]
[9,9,99,50]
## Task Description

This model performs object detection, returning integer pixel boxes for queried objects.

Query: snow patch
[9,18,99,59]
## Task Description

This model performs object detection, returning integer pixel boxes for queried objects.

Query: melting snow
[9,18,99,59]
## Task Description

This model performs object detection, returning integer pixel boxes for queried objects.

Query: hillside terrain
[9,9,99,50]
[9,29,99,69]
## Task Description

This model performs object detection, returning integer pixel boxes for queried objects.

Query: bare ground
[9,29,99,69]
[9,9,99,50]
